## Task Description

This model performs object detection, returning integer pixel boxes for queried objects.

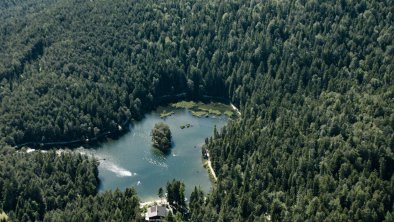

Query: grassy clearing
[198,107,220,115]
[171,101,197,109]
[195,102,234,116]
[160,110,175,118]
[208,109,221,115]
[197,102,232,113]
[224,110,235,117]
[170,100,236,118]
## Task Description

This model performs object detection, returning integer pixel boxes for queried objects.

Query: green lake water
[76,109,228,201]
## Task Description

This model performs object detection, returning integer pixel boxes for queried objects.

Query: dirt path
[207,160,217,181]
[206,156,217,181]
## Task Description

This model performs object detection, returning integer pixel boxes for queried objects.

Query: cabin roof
[146,205,168,219]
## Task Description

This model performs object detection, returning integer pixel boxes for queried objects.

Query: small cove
[76,107,229,201]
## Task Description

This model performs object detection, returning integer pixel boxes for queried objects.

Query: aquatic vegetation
[172,101,197,109]
[171,101,234,118]
[191,111,208,118]
[224,111,234,117]
[160,111,175,119]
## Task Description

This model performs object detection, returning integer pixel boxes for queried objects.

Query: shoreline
[140,198,168,208]
[206,158,218,182]
[13,96,236,150]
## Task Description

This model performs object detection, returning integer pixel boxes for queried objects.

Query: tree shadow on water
[150,140,176,157]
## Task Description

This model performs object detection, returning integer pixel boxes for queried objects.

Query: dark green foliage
[0,148,140,221]
[189,187,205,221]
[43,188,140,222]
[151,123,172,151]
[166,179,186,214]
[0,0,393,221]
[0,149,99,221]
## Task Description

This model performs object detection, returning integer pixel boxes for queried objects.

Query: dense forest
[0,0,393,221]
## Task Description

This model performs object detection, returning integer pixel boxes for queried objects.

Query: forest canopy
[0,0,393,221]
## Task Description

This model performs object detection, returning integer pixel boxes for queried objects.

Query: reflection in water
[76,109,228,201]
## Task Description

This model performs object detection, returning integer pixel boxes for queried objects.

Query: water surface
[77,109,227,201]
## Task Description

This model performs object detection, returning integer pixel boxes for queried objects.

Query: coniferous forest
[0,0,393,221]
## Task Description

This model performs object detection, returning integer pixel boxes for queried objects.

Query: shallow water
[77,109,228,201]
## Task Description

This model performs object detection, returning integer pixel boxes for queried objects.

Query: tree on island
[151,122,172,152]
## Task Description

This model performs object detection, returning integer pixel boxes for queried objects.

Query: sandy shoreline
[140,198,168,208]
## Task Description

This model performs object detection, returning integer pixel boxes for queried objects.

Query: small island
[151,122,172,152]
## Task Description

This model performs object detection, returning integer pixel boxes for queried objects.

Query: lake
[76,108,228,201]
